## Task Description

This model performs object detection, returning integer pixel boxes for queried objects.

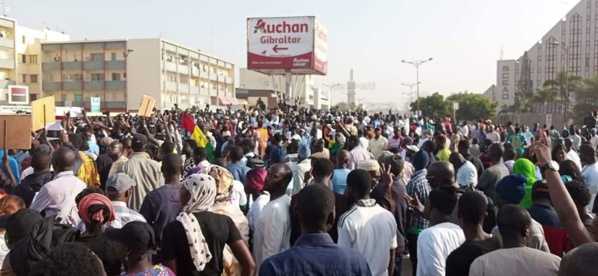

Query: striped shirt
[406,169,431,234]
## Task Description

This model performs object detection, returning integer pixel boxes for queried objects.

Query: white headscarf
[177,174,217,272]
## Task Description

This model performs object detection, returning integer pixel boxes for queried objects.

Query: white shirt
[232,180,248,207]
[582,163,598,209]
[457,161,478,188]
[460,125,469,137]
[30,171,86,227]
[566,150,582,171]
[417,222,465,276]
[359,137,369,150]
[338,200,398,276]
[368,136,388,159]
[253,194,291,271]
[292,159,311,195]
[247,192,270,233]
[591,136,598,150]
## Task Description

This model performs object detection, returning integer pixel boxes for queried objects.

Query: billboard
[8,85,29,105]
[247,16,328,75]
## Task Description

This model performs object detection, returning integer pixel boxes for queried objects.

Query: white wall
[126,38,162,111]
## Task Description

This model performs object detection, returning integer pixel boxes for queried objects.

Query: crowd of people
[0,105,597,276]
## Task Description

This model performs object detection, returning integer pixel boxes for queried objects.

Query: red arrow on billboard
[273,45,288,53]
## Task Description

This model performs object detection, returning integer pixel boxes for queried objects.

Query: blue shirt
[227,161,250,183]
[332,168,350,194]
[259,233,372,276]
[87,141,100,155]
[0,149,20,184]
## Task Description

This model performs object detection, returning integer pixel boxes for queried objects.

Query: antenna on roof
[500,46,504,60]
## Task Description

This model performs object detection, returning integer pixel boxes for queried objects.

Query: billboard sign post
[247,16,328,75]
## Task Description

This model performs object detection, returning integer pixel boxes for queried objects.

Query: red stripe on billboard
[248,52,313,70]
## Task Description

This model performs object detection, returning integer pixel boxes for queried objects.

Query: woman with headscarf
[205,165,250,276]
[161,174,255,276]
[512,158,538,209]
[75,193,122,276]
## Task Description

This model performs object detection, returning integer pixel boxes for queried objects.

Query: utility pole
[402,58,433,114]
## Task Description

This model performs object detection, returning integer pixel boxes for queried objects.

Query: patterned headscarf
[177,174,217,272]
[201,165,235,203]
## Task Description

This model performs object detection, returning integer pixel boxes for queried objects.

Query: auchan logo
[253,19,309,34]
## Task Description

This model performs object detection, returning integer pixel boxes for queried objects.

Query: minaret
[347,68,356,105]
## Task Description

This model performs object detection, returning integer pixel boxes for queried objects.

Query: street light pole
[402,58,433,115]
[123,49,134,111]
[551,41,569,125]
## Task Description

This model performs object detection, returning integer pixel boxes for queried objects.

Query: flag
[181,113,215,162]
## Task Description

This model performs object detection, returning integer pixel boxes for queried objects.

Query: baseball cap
[105,221,155,254]
[0,208,43,244]
[132,134,148,148]
[106,173,136,194]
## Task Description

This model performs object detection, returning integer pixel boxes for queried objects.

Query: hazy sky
[9,0,578,106]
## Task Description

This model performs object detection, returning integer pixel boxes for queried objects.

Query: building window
[30,74,38,83]
[111,73,121,81]
[570,14,582,76]
[28,55,38,64]
[70,74,83,81]
[91,73,105,81]
[90,53,104,62]
[20,54,26,64]
[21,74,26,83]
[74,94,83,102]
[111,52,117,61]
[21,35,25,44]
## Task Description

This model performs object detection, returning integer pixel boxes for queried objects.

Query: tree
[531,86,558,115]
[543,70,583,122]
[447,92,498,121]
[410,92,451,118]
[572,75,598,125]
[332,102,356,112]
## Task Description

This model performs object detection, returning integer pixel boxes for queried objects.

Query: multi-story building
[16,26,70,101]
[489,0,598,114]
[239,68,316,107]
[41,38,235,111]
[0,16,16,103]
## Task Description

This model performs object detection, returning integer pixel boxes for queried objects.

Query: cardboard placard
[138,96,156,117]
[0,115,32,149]
[31,96,56,131]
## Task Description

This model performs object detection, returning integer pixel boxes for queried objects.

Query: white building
[239,68,317,107]
[41,38,235,111]
[489,0,598,114]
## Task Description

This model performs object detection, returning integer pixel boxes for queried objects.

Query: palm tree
[532,86,558,123]
[542,70,583,123]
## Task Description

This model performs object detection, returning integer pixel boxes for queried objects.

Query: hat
[495,174,528,204]
[105,221,155,253]
[0,208,43,244]
[357,159,380,172]
[406,145,420,152]
[298,145,311,159]
[132,134,148,148]
[291,134,301,141]
[106,173,136,193]
[412,150,430,171]
[100,137,115,147]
